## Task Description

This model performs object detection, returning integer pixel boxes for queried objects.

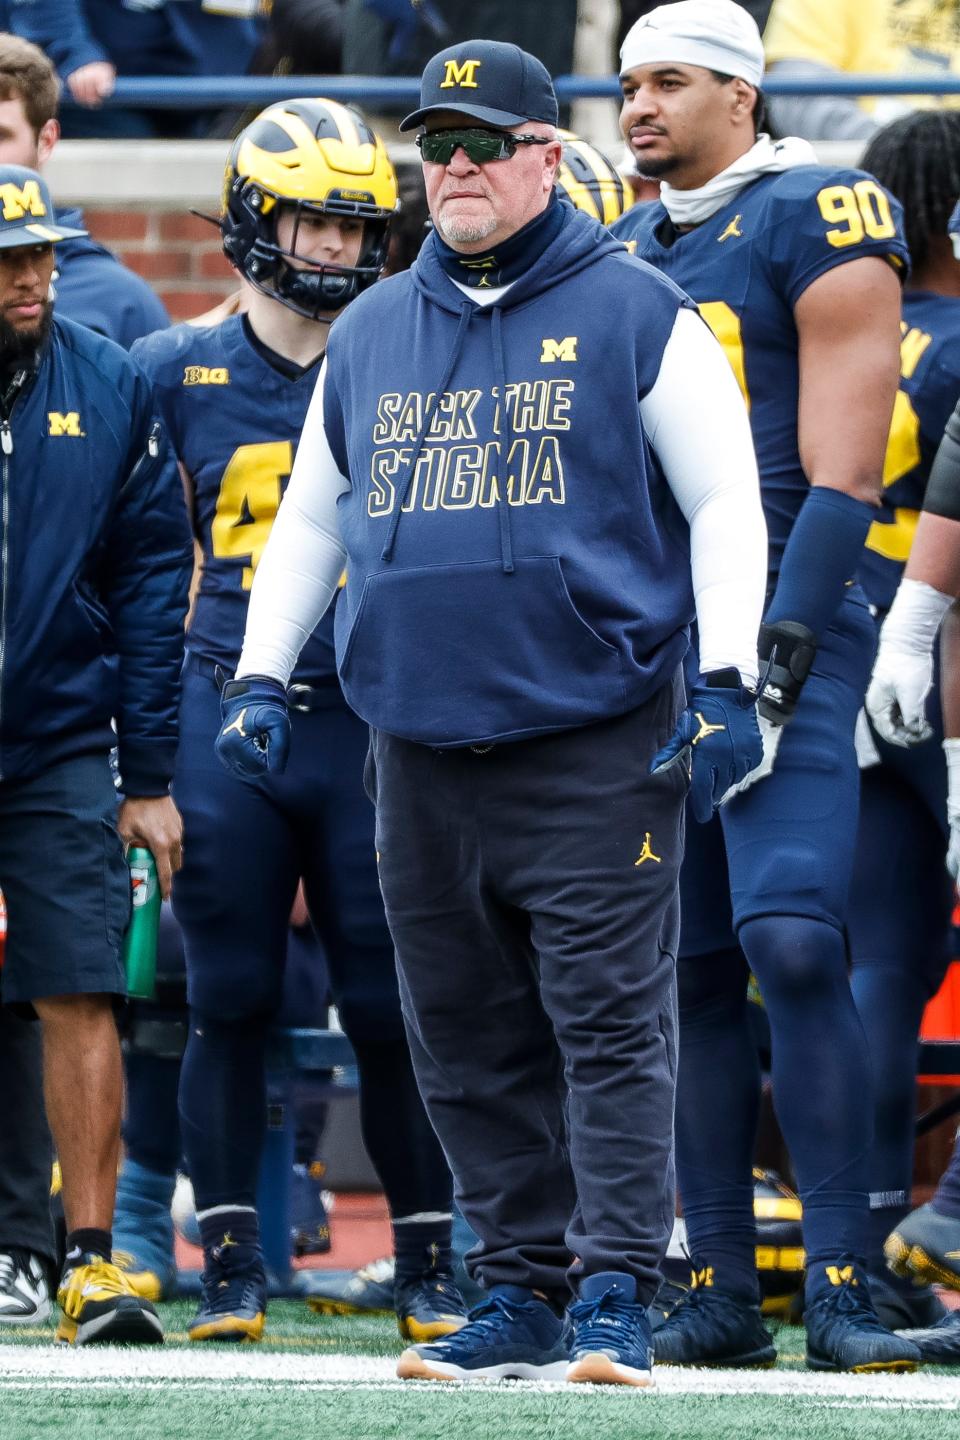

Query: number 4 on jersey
[210,440,293,589]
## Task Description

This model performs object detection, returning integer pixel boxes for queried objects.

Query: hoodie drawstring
[380,301,474,563]
[489,304,514,575]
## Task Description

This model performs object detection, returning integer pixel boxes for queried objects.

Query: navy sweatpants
[367,680,687,1305]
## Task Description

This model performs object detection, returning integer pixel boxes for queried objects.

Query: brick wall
[84,207,237,322]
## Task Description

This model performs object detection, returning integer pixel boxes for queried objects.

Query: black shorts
[0,754,129,1008]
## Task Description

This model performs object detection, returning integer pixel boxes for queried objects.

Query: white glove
[720,712,782,804]
[865,644,934,747]
[944,739,960,881]
[865,579,952,747]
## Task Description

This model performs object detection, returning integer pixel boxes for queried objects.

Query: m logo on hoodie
[540,337,578,364]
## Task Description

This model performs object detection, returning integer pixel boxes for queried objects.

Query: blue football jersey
[133,315,335,684]
[858,290,960,612]
[613,166,910,585]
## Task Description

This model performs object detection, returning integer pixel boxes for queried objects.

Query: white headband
[620,0,765,87]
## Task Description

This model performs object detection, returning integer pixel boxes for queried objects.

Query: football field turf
[1,1304,958,1440]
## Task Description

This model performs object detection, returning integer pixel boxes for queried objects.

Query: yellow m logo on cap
[440,59,481,90]
[540,337,578,363]
[0,180,46,222]
[48,411,82,436]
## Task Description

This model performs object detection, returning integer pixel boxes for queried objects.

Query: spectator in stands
[265,0,346,74]
[341,1,578,92]
[14,0,267,139]
[0,1,104,97]
[765,0,960,141]
[0,31,170,1331]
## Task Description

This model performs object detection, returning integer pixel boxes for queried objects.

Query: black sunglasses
[416,128,552,166]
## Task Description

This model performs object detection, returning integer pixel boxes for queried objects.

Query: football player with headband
[131,98,463,1345]
[613,0,918,1372]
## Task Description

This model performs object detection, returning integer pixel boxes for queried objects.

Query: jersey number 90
[816,181,896,249]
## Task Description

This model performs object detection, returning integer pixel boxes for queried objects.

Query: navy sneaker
[396,1265,468,1343]
[896,1309,960,1364]
[189,1236,267,1343]
[396,1287,568,1381]
[653,1273,776,1367]
[566,1272,655,1387]
[804,1262,920,1372]
[885,1203,960,1290]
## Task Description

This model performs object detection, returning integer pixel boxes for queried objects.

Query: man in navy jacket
[0,164,192,1346]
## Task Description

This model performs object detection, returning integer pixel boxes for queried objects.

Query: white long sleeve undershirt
[237,305,767,688]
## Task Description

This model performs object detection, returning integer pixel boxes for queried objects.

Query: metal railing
[57,72,960,110]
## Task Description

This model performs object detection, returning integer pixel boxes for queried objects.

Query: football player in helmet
[129,98,463,1344]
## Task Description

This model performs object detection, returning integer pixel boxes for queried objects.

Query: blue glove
[215,675,290,779]
[651,669,763,824]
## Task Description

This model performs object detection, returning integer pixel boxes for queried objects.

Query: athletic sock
[65,1228,112,1264]
[675,946,762,1299]
[197,1206,260,1257]
[392,1213,453,1282]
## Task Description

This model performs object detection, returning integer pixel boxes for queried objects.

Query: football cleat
[188,1236,266,1343]
[112,1158,178,1302]
[896,1309,960,1364]
[653,1275,777,1367]
[305,1256,396,1318]
[56,1254,164,1346]
[0,1250,51,1325]
[567,1273,655,1387]
[395,1265,468,1342]
[397,1289,568,1382]
[804,1263,921,1372]
[885,1203,960,1290]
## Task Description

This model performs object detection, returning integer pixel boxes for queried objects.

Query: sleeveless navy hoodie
[322,203,696,747]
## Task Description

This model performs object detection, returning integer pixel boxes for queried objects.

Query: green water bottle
[123,847,160,1000]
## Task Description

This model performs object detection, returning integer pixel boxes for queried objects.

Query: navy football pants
[367,681,687,1305]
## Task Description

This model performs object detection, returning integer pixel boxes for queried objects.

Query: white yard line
[0,1346,957,1405]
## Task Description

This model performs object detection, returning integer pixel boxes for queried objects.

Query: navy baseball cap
[0,165,86,250]
[400,40,559,132]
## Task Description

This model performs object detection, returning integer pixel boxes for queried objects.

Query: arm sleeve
[641,307,768,687]
[10,0,110,76]
[923,401,960,522]
[237,362,350,684]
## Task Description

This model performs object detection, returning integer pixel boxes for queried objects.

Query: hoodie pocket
[338,556,626,744]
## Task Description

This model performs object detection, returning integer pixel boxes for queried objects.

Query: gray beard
[438,211,498,246]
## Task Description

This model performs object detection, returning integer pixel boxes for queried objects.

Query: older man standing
[217,40,768,1387]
